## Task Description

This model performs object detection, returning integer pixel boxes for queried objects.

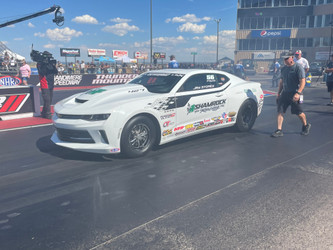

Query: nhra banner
[27,74,139,88]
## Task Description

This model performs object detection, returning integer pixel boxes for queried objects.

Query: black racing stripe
[174,83,231,108]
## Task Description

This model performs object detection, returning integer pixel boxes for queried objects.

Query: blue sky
[0,0,237,63]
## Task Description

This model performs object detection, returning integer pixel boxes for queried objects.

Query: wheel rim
[128,123,150,150]
[242,104,255,126]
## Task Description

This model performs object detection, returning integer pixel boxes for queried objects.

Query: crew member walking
[271,53,311,137]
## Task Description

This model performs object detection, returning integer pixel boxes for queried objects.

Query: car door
[173,73,230,137]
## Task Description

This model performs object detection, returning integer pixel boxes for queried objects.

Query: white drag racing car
[52,69,264,157]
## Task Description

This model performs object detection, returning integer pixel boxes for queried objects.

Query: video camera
[30,46,56,65]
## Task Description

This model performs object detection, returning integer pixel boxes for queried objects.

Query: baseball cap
[295,50,302,55]
[282,52,294,59]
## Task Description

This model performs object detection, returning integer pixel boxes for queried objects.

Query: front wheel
[120,116,156,158]
[235,100,257,132]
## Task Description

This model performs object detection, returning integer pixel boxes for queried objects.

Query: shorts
[327,81,333,92]
[22,77,28,82]
[277,91,303,115]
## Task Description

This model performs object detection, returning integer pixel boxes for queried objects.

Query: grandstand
[0,41,25,74]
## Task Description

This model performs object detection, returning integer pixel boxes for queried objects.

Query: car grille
[56,128,95,143]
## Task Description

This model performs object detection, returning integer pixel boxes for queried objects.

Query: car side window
[178,74,220,92]
[215,74,230,87]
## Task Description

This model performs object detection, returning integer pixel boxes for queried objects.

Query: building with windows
[235,0,333,71]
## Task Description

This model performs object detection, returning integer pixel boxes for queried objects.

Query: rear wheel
[235,100,257,132]
[120,116,156,158]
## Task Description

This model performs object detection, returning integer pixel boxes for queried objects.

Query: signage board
[315,51,330,61]
[251,30,291,38]
[113,50,128,59]
[153,52,166,59]
[253,52,275,60]
[88,49,106,57]
[60,48,80,57]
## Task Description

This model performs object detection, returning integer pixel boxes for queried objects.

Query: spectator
[10,57,16,68]
[80,60,85,74]
[271,53,311,138]
[325,54,333,106]
[234,61,245,79]
[2,52,9,70]
[294,50,309,74]
[68,63,73,74]
[168,55,179,68]
[57,62,65,75]
[16,59,31,86]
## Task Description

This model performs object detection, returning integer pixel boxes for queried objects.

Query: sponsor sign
[0,76,22,86]
[135,51,149,60]
[0,86,40,116]
[253,52,275,60]
[88,49,106,57]
[315,51,330,61]
[60,48,80,57]
[51,74,139,87]
[153,52,166,59]
[251,29,291,38]
[113,50,128,59]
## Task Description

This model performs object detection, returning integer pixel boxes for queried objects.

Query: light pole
[150,0,153,66]
[214,18,221,65]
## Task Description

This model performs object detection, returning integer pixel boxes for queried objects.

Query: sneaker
[301,123,311,136]
[271,129,283,137]
[327,102,333,106]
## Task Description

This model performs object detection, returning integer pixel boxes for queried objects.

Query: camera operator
[31,49,58,119]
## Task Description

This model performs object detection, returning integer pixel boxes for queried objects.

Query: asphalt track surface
[1,74,333,249]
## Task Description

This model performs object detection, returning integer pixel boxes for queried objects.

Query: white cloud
[203,35,217,44]
[166,14,211,23]
[110,17,132,23]
[178,23,206,34]
[46,27,83,42]
[14,38,23,41]
[44,44,56,49]
[28,22,35,28]
[72,15,98,24]
[102,23,139,36]
[34,32,45,38]
[134,36,185,48]
[98,43,120,47]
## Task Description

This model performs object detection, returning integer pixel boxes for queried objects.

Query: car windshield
[128,73,184,93]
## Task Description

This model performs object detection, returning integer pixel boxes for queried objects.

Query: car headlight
[56,113,111,121]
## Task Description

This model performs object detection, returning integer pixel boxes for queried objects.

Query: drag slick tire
[120,116,156,158]
[235,99,257,132]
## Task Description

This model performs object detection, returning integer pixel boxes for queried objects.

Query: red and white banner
[88,49,106,57]
[113,50,128,59]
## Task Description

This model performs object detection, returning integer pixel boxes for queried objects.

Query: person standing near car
[325,54,333,106]
[271,53,311,137]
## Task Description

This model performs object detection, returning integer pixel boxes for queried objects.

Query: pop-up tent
[115,55,137,63]
[94,56,115,63]
[1,48,25,60]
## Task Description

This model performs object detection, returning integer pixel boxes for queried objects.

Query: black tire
[120,116,156,158]
[235,100,257,132]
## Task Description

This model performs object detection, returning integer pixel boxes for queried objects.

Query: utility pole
[150,0,153,66]
[214,18,221,66]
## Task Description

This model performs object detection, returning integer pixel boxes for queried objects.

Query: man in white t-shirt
[294,50,309,74]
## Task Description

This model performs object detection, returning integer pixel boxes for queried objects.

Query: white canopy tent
[1,49,25,60]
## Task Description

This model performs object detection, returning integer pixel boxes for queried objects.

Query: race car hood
[55,84,156,114]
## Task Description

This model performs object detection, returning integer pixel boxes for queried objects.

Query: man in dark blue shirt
[271,53,311,137]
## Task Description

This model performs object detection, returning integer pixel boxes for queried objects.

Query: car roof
[145,68,228,75]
